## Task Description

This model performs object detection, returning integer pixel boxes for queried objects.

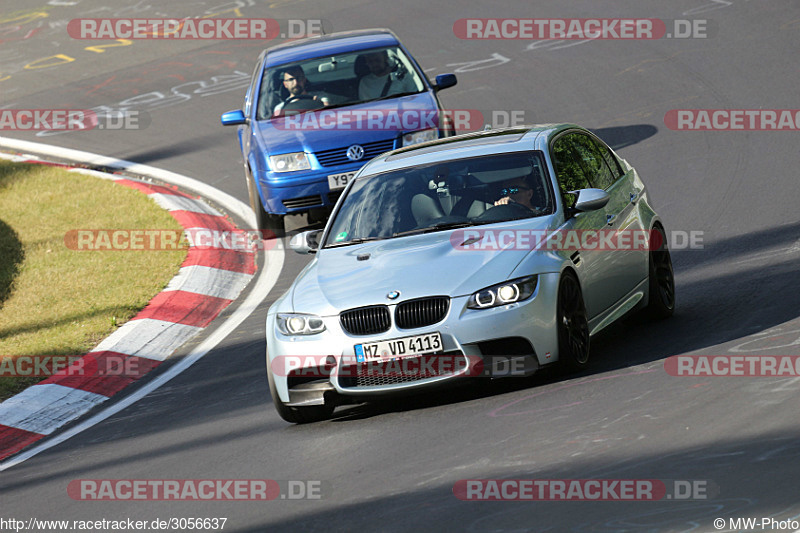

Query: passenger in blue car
[358,50,418,101]
[273,66,330,115]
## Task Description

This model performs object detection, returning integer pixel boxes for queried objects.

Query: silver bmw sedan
[266,124,675,423]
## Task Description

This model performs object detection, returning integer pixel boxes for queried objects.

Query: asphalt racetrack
[1,0,799,531]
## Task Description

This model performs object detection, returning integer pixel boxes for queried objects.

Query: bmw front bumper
[265,272,562,405]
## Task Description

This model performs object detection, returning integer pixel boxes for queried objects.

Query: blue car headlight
[276,313,326,335]
[269,152,311,172]
[467,276,538,309]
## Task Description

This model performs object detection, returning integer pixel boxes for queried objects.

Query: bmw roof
[264,28,401,67]
[356,124,573,175]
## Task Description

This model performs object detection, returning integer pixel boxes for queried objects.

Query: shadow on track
[120,133,222,165]
[235,429,800,532]
[591,124,658,151]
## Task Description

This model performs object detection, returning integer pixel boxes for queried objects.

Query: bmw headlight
[401,128,438,147]
[276,313,326,335]
[269,152,311,172]
[467,276,538,309]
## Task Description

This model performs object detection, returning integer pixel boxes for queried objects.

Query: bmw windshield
[323,152,554,248]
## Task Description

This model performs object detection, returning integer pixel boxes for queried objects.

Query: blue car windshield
[323,152,555,248]
[257,46,426,121]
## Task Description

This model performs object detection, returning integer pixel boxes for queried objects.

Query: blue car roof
[264,29,401,67]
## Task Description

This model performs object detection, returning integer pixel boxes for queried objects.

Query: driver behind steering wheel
[273,66,330,115]
[494,176,540,211]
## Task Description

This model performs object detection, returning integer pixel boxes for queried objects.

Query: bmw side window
[552,136,591,208]
[569,133,615,190]
[588,135,624,184]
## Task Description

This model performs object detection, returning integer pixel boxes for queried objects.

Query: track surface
[2,0,799,531]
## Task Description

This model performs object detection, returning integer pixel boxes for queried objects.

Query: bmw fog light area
[467,276,538,309]
[276,313,326,335]
[269,152,311,172]
[401,128,438,147]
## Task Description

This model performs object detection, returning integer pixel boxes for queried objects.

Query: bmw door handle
[606,214,617,226]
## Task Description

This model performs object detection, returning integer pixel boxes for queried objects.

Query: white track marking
[0,385,108,435]
[91,319,205,361]
[162,265,253,300]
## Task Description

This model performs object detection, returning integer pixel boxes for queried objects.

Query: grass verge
[0,160,187,401]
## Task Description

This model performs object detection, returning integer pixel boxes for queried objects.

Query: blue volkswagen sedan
[221,28,458,235]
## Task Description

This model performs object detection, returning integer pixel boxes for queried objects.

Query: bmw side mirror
[289,229,323,254]
[221,109,247,126]
[573,188,610,212]
[433,73,457,91]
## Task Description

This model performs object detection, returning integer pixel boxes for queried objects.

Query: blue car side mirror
[220,110,247,126]
[434,73,457,91]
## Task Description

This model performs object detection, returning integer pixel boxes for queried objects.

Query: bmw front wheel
[557,271,590,373]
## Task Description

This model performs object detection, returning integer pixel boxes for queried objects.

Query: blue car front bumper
[257,162,365,215]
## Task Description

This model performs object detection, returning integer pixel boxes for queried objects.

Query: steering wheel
[286,94,315,103]
[475,201,536,223]
[281,94,325,113]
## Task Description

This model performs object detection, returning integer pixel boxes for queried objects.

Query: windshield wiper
[392,221,477,238]
[324,236,386,248]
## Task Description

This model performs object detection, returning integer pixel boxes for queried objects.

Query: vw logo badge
[387,291,400,300]
[346,144,365,161]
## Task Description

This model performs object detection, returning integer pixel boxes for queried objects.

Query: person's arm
[313,92,331,106]
[359,75,379,101]
[401,74,419,94]
[358,78,368,101]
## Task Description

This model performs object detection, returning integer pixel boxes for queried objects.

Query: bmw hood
[255,92,439,155]
[290,218,555,315]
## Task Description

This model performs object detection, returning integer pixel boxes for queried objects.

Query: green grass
[0,160,187,400]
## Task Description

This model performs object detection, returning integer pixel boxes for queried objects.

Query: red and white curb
[0,138,281,464]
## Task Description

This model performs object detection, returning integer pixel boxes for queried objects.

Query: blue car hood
[290,217,554,315]
[255,92,438,155]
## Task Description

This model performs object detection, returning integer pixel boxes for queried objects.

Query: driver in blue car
[494,176,539,211]
[273,66,330,115]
